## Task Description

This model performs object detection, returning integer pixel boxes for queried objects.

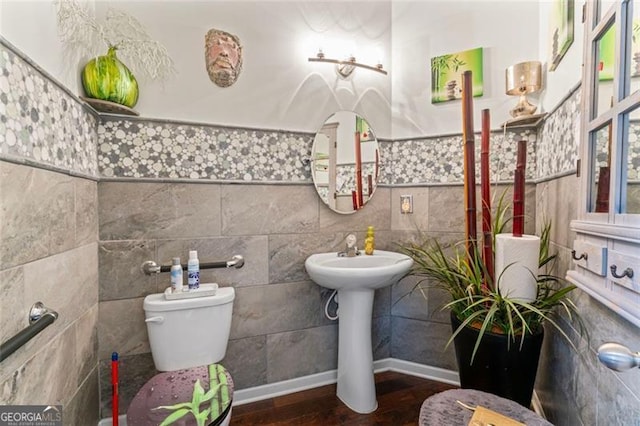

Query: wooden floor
[230,371,457,426]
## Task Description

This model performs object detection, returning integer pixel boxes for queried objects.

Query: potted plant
[399,72,584,407]
[400,199,583,406]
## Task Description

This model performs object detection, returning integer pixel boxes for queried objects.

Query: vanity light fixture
[308,49,387,78]
[505,60,542,118]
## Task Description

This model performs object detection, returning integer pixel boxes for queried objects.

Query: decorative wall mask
[205,29,243,87]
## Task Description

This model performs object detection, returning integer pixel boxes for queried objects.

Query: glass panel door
[596,24,617,118]
[629,0,640,94]
[624,105,640,213]
[589,124,614,212]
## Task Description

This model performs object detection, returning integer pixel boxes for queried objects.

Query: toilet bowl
[126,287,235,426]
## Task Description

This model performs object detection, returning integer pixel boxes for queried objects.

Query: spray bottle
[170,257,183,293]
[187,250,200,290]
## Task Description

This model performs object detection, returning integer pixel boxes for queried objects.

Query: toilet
[126,286,235,426]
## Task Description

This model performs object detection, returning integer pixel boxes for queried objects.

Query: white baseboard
[233,357,460,406]
[378,358,461,386]
[233,369,339,406]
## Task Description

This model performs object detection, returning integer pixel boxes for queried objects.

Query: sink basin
[304,250,413,290]
[304,249,413,414]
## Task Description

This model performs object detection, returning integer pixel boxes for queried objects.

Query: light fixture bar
[308,53,387,77]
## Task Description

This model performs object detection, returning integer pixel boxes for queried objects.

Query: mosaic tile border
[388,129,538,185]
[0,39,99,177]
[96,120,540,185]
[1,37,581,185]
[314,162,380,205]
[536,88,581,179]
[627,122,640,180]
[593,121,640,181]
[98,118,314,182]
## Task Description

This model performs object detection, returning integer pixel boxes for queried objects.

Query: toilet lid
[126,363,233,426]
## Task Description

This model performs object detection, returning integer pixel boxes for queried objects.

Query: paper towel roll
[495,234,540,302]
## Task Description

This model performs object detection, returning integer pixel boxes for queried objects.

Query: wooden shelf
[501,112,547,129]
[80,97,140,116]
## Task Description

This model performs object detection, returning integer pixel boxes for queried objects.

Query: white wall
[538,0,584,114]
[0,0,85,93]
[391,1,543,138]
[88,1,392,136]
[0,0,584,139]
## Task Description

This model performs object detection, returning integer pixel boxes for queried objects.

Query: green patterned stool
[127,363,233,426]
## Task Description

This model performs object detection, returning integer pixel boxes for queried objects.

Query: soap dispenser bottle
[364,226,375,255]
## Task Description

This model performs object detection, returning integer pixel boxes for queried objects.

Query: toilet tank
[143,287,235,371]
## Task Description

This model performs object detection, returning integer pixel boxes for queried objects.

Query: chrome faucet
[338,234,359,257]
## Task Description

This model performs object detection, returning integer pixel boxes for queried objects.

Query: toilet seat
[126,363,233,426]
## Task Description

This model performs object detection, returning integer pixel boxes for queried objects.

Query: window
[569,0,640,327]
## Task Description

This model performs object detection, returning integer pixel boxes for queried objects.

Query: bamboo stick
[513,140,527,237]
[355,131,363,208]
[462,70,477,266]
[481,108,493,287]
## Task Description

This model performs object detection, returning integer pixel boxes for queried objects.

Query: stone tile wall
[0,162,100,424]
[535,175,640,425]
[533,87,640,424]
[95,182,400,415]
[0,39,100,424]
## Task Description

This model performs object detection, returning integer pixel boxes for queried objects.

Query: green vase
[81,46,139,108]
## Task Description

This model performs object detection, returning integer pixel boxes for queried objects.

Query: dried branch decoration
[55,0,176,81]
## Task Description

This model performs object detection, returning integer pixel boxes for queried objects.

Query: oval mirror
[311,111,380,214]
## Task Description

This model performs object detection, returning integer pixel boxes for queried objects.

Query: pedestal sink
[304,250,413,413]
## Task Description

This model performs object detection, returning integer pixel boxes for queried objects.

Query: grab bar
[1,302,58,362]
[141,255,245,275]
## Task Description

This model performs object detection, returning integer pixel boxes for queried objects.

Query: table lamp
[505,61,542,118]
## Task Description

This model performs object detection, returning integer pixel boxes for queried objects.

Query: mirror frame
[310,111,380,214]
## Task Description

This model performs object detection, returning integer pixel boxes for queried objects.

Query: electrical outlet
[400,195,413,214]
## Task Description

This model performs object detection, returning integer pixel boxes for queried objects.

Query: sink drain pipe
[324,290,339,320]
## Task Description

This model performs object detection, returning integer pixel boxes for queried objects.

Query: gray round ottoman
[419,389,553,426]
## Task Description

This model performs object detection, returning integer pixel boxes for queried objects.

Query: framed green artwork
[599,21,640,81]
[356,116,375,142]
[430,47,483,104]
[548,0,574,71]
[599,25,616,81]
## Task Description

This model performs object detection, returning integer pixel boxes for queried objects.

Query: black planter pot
[451,312,544,407]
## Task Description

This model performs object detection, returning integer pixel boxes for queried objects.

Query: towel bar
[0,302,58,362]
[141,254,244,275]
